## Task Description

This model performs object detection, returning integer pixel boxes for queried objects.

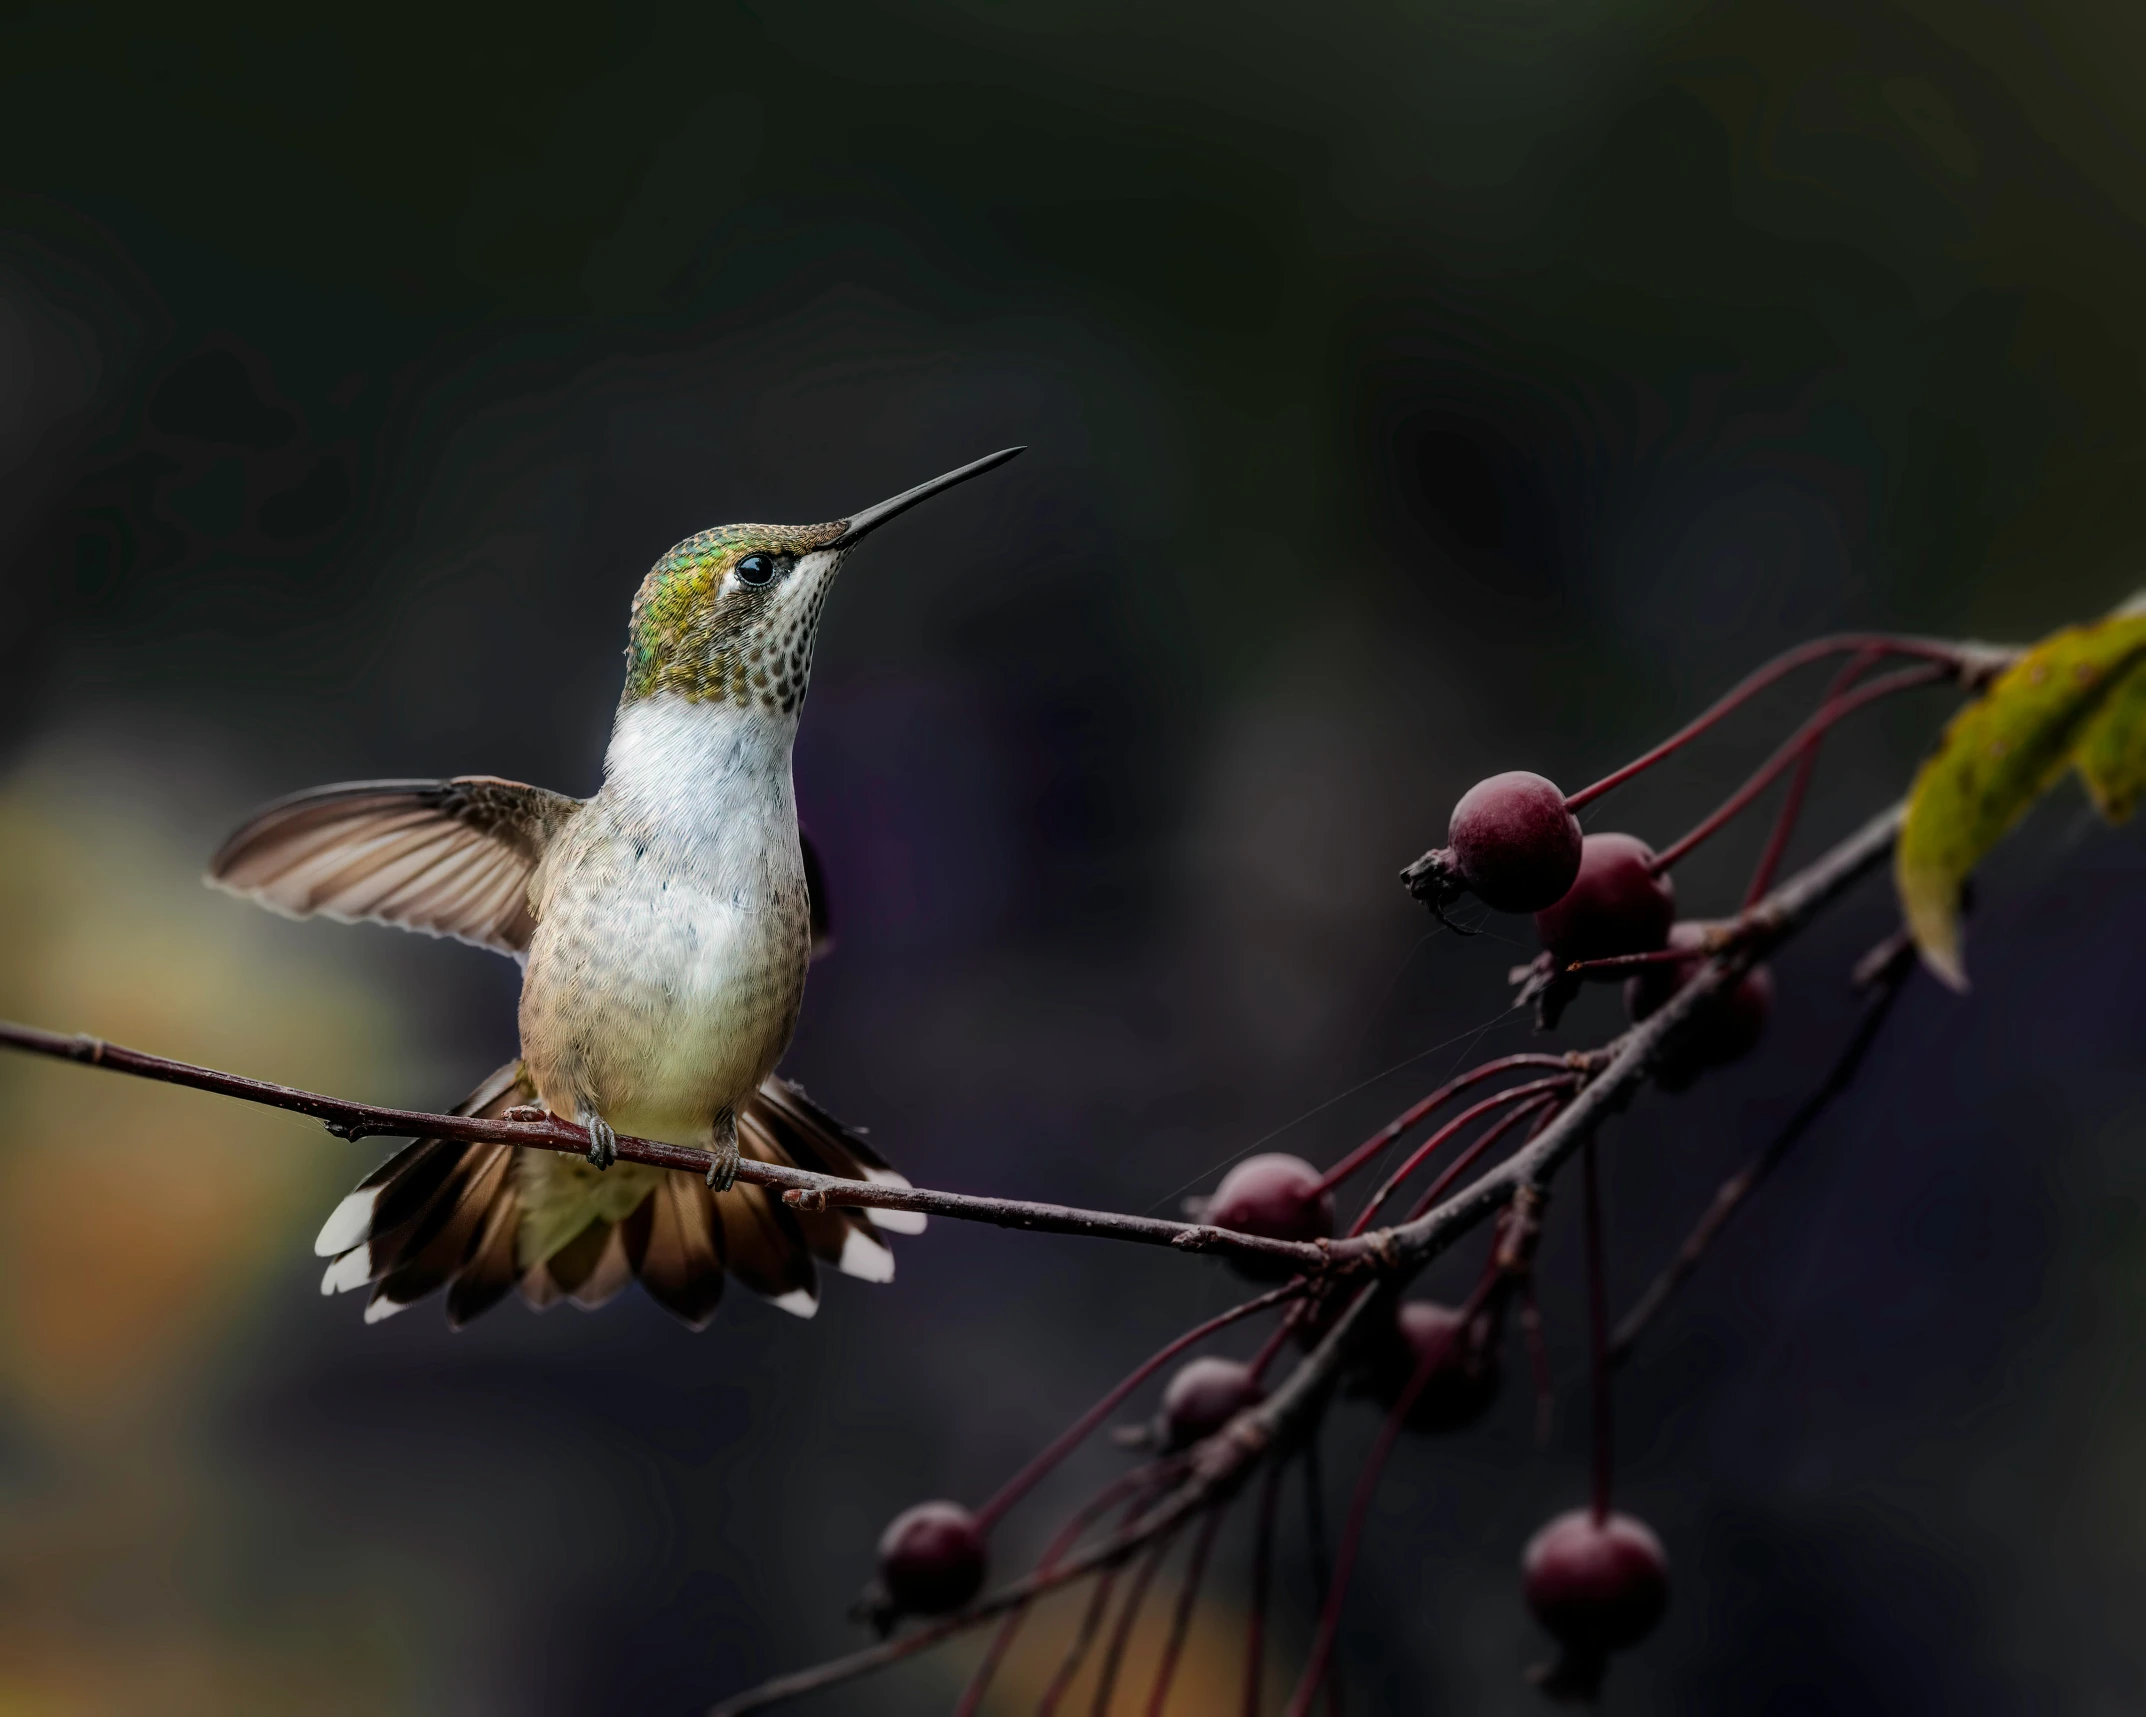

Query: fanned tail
[312,1067,906,1330]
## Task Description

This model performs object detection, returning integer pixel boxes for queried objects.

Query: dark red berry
[1368,1300,1500,1433]
[1534,834,1676,971]
[1206,1154,1334,1280]
[1624,922,1773,1089]
[1447,772,1585,914]
[1522,1508,1669,1656]
[877,1501,987,1618]
[1158,1356,1264,1449]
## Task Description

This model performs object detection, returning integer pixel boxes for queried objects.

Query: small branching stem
[1312,1055,1579,1196]
[955,1470,1156,1717]
[1742,648,1879,906]
[975,1284,1303,1532]
[1284,1270,1499,1717]
[1088,1526,1180,1715]
[1583,1134,1612,1524]
[1402,1091,1567,1223]
[1346,1076,1579,1236]
[1242,1459,1285,1717]
[1144,1502,1229,1716]
[1562,633,1977,812]
[1648,664,1948,874]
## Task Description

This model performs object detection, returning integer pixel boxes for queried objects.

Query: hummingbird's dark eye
[734,553,778,588]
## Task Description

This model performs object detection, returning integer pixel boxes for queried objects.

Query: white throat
[603,694,797,858]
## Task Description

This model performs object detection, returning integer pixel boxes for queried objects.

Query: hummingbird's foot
[580,1111,618,1170]
[705,1108,739,1192]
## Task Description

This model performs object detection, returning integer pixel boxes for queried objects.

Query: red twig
[1583,1134,1612,1523]
[1741,649,1878,907]
[1404,1092,1569,1222]
[955,1470,1158,1717]
[1242,1459,1285,1717]
[1347,1077,1578,1236]
[1299,1434,1343,1717]
[1312,1055,1577,1195]
[1520,1280,1554,1447]
[1089,1527,1181,1715]
[975,1284,1303,1531]
[1563,633,1963,811]
[1648,663,1947,874]
[1037,1545,1130,1715]
[1283,1274,1499,1717]
[1144,1498,1230,1715]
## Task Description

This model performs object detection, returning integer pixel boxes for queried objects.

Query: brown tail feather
[568,1224,635,1310]
[748,1075,924,1238]
[739,1105,892,1283]
[446,1189,523,1328]
[365,1146,513,1322]
[714,1182,818,1315]
[314,1065,904,1329]
[633,1175,726,1329]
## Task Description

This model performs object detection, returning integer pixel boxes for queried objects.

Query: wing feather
[208,776,580,955]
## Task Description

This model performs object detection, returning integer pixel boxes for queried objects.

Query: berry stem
[1647,663,1948,875]
[1520,1279,1554,1448]
[1312,1055,1575,1195]
[1036,1544,1127,1715]
[1242,1459,1285,1717]
[1563,633,1963,812]
[1742,649,1878,906]
[1246,1307,1307,1386]
[1144,1499,1230,1716]
[1089,1526,1181,1715]
[1346,1077,1578,1236]
[1301,1433,1345,1717]
[1403,1091,1570,1222]
[1283,1274,1500,1717]
[952,1470,1156,1717]
[973,1284,1303,1531]
[1583,1134,1612,1526]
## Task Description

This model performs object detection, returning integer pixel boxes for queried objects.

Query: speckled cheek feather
[620,520,847,707]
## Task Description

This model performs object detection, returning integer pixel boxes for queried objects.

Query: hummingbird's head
[621,448,1022,715]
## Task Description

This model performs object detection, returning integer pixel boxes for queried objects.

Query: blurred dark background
[4,1,2146,1711]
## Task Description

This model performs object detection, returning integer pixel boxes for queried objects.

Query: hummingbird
[208,447,1023,1329]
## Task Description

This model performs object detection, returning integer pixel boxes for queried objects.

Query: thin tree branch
[0,1022,1335,1273]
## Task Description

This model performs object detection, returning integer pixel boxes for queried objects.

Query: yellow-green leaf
[2075,656,2146,822]
[1897,611,2146,989]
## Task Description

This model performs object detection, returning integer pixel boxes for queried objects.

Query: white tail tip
[837,1227,896,1284]
[313,1187,379,1257]
[320,1247,374,1296]
[769,1288,819,1320]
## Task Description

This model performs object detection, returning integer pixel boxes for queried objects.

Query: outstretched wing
[207,776,581,956]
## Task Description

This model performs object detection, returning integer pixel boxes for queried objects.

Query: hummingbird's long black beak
[831,446,1024,548]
